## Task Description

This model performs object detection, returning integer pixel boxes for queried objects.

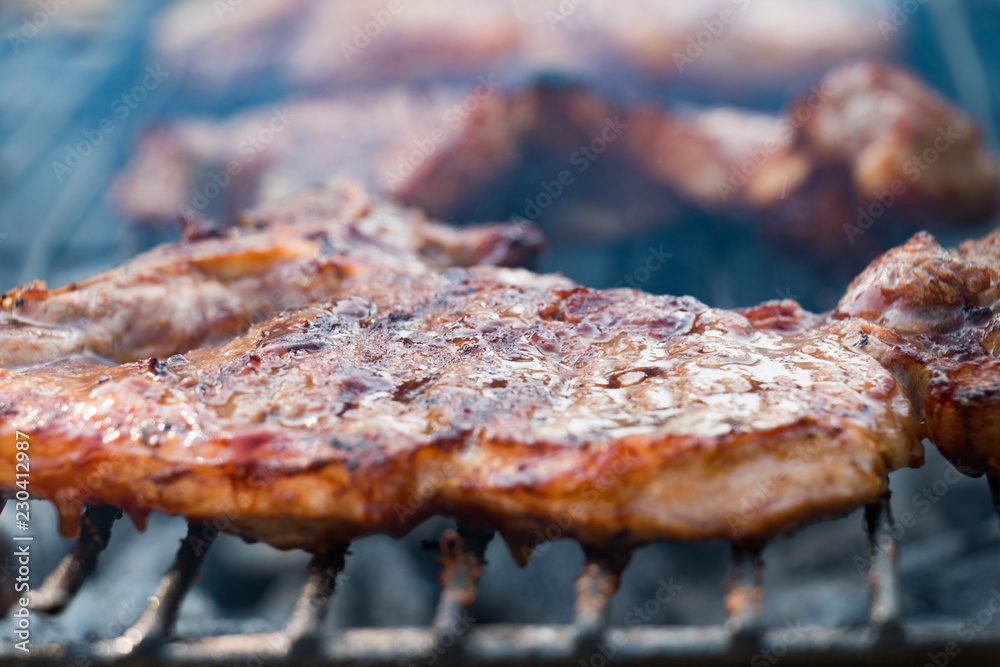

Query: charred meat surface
[0,268,921,551]
[835,230,1000,476]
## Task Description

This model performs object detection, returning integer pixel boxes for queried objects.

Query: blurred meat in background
[113,61,997,255]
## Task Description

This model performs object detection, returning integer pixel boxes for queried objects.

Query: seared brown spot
[393,376,437,403]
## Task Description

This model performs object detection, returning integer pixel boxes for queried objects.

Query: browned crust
[1,269,920,550]
[835,229,1000,476]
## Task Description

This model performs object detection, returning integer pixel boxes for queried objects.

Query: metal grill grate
[2,494,1000,666]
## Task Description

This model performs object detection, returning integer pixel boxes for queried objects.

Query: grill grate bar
[283,544,349,646]
[4,476,986,663]
[573,547,631,645]
[864,496,903,641]
[102,522,217,655]
[430,527,493,656]
[27,505,121,615]
[13,623,1000,667]
[723,543,764,643]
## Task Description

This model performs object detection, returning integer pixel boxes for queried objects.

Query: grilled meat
[0,183,543,369]
[0,267,921,551]
[115,63,997,252]
[113,88,474,226]
[798,61,999,227]
[628,60,999,245]
[835,230,1000,476]
[114,83,672,241]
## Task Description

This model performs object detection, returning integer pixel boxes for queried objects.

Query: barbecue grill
[2,1,1000,666]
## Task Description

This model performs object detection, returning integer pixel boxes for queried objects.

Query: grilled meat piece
[834,230,1000,476]
[797,61,999,226]
[628,60,999,245]
[114,83,673,241]
[113,88,473,226]
[115,63,997,252]
[0,183,543,369]
[0,268,921,551]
